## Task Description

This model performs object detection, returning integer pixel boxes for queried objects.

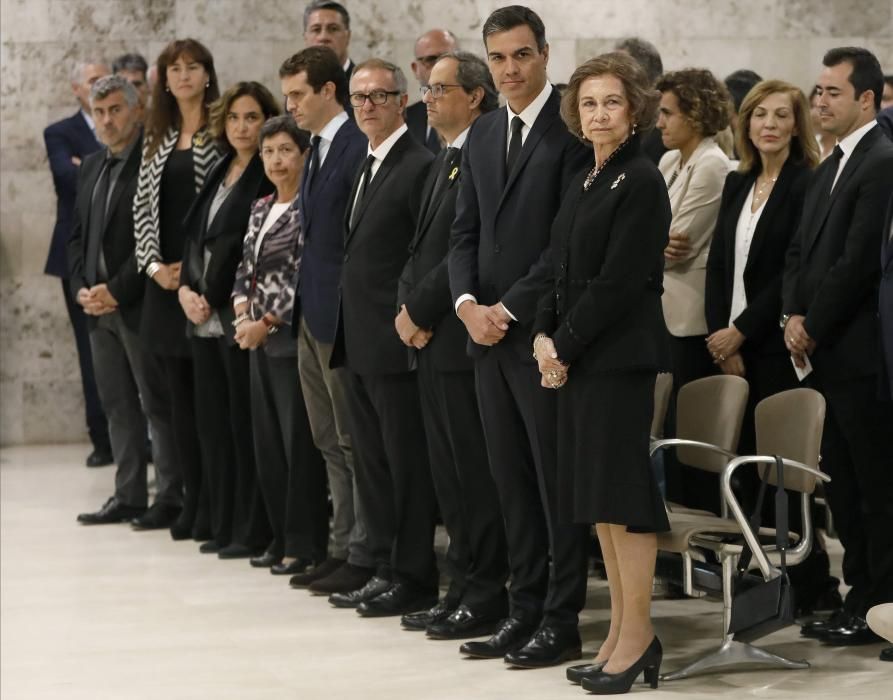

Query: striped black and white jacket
[133,127,221,271]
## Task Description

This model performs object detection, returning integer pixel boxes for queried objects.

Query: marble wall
[1,0,891,444]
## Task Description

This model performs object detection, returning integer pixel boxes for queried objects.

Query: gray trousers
[89,311,181,508]
[297,316,371,566]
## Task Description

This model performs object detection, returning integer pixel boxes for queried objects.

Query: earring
[205,81,210,88]
[165,86,170,93]
[632,123,637,135]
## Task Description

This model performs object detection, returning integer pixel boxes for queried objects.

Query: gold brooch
[194,132,205,147]
[448,167,459,181]
[610,173,626,189]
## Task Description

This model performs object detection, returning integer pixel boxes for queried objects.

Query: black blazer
[706,160,811,355]
[398,146,471,373]
[783,125,893,381]
[331,130,434,375]
[45,111,102,278]
[298,117,368,344]
[406,101,440,154]
[532,138,671,374]
[448,87,591,359]
[66,134,145,333]
[180,152,274,342]
[880,193,893,400]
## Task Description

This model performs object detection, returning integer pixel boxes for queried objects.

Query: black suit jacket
[398,146,471,372]
[298,117,368,344]
[406,101,440,154]
[880,194,893,400]
[448,87,591,360]
[706,160,811,355]
[180,152,274,342]
[783,124,893,381]
[67,134,144,333]
[332,130,434,375]
[532,138,671,373]
[45,111,102,278]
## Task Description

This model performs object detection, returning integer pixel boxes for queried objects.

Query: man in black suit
[395,51,509,640]
[303,1,355,111]
[279,47,376,595]
[68,76,179,525]
[329,58,437,617]
[783,47,893,646]
[882,194,893,404]
[405,29,458,154]
[448,6,591,668]
[44,59,112,467]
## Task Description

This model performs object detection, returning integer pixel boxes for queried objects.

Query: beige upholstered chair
[650,372,674,440]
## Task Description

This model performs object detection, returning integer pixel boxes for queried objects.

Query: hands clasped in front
[534,334,568,390]
[178,286,212,325]
[395,304,433,349]
[783,314,815,369]
[76,284,118,316]
[705,325,746,377]
[457,301,510,347]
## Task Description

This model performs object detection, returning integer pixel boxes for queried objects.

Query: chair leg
[660,638,809,680]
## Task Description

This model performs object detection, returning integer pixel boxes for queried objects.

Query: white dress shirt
[729,183,765,325]
[349,123,409,219]
[448,126,470,150]
[831,119,877,191]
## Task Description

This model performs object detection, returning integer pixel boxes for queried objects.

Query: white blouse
[729,183,766,326]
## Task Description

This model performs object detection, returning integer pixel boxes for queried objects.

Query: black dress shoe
[218,543,261,559]
[199,540,222,554]
[77,497,145,525]
[426,604,503,640]
[459,617,535,658]
[581,637,662,694]
[131,502,181,530]
[290,558,346,588]
[801,610,852,638]
[566,661,607,684]
[85,448,114,467]
[271,558,312,576]
[822,617,884,646]
[328,576,392,609]
[880,646,893,662]
[250,552,281,568]
[402,599,456,630]
[356,583,438,618]
[504,624,582,668]
[310,563,375,595]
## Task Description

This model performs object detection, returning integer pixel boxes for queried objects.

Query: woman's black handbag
[727,455,796,643]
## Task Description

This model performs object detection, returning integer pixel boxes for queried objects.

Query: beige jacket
[658,137,731,337]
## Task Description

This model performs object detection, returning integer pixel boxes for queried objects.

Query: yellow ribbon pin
[448,166,459,181]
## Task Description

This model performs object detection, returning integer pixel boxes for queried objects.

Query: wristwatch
[779,313,791,330]
[261,315,279,335]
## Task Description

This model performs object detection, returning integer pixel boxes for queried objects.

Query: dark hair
[724,69,762,112]
[259,115,311,152]
[614,37,663,85]
[437,51,499,113]
[112,53,148,77]
[146,38,220,155]
[303,0,350,31]
[823,46,884,111]
[561,52,660,140]
[656,68,731,137]
[279,46,348,106]
[209,82,282,150]
[482,5,546,52]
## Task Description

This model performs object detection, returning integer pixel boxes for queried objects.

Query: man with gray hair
[112,52,150,112]
[44,58,111,468]
[70,76,179,525]
[406,29,459,153]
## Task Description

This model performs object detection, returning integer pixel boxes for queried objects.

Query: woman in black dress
[178,82,280,557]
[132,38,222,538]
[532,53,670,694]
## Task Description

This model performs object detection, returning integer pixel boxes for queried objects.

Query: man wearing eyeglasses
[329,59,438,618]
[406,29,459,154]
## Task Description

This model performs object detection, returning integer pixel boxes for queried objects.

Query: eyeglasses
[349,90,401,107]
[420,84,462,100]
[415,55,442,68]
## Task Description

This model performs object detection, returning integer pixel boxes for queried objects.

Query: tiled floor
[1,444,890,699]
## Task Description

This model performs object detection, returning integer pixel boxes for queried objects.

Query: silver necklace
[583,137,630,191]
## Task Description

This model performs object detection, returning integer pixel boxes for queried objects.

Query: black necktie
[827,144,844,194]
[85,156,118,284]
[350,154,375,228]
[505,116,524,175]
[306,135,321,195]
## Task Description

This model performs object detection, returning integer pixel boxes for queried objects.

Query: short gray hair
[352,58,408,95]
[439,51,499,113]
[70,59,106,84]
[90,75,139,108]
[614,37,663,85]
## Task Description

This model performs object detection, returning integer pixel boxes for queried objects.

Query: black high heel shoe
[566,660,607,684]
[580,637,662,694]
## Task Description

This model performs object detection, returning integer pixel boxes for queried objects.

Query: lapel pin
[449,166,459,181]
[611,173,626,189]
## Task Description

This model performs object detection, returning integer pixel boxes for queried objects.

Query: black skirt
[556,369,670,532]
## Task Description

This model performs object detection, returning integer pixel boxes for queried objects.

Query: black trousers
[249,347,327,560]
[343,369,438,591]
[61,277,109,451]
[812,372,893,613]
[474,347,589,628]
[417,351,509,612]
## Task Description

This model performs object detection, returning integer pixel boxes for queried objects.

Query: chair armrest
[649,438,737,460]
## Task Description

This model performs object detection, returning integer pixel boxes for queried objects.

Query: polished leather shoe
[880,646,893,662]
[271,558,312,576]
[131,502,180,530]
[85,448,114,467]
[581,637,662,694]
[290,557,345,588]
[459,617,535,658]
[504,624,582,668]
[250,552,281,568]
[310,562,374,595]
[357,583,438,618]
[566,661,607,684]
[801,610,852,638]
[823,617,884,646]
[426,604,503,640]
[402,599,456,630]
[218,543,261,559]
[329,576,392,609]
[199,540,221,554]
[77,497,145,525]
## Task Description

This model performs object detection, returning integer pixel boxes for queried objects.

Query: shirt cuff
[232,295,249,310]
[454,293,477,314]
[500,302,517,322]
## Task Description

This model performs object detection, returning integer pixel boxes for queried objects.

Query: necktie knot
[311,135,322,149]
[511,116,523,135]
[832,145,844,162]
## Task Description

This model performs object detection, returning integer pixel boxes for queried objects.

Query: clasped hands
[151,262,181,290]
[178,286,211,325]
[457,301,510,347]
[783,314,815,369]
[395,305,432,349]
[76,284,118,316]
[706,325,746,377]
[534,335,568,389]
